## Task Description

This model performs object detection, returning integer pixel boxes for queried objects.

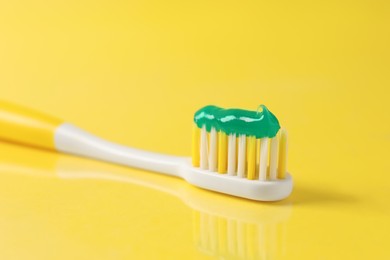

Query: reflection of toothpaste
[193,104,280,138]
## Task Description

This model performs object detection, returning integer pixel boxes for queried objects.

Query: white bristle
[195,126,286,193]
[269,137,279,180]
[209,127,218,171]
[259,138,269,181]
[227,133,237,175]
[237,134,246,178]
[200,125,209,170]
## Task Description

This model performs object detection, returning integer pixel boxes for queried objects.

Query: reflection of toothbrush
[0,100,292,201]
[0,144,291,259]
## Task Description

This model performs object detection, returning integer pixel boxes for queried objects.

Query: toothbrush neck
[54,123,186,177]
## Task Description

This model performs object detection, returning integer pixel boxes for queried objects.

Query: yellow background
[0,0,389,259]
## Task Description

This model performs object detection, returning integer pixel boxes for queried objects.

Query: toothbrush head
[187,105,292,201]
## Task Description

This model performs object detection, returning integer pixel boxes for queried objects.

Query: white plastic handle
[54,123,185,177]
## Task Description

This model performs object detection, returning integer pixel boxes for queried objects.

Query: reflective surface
[0,142,291,259]
[0,0,389,259]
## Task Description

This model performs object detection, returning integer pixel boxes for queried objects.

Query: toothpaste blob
[194,105,280,138]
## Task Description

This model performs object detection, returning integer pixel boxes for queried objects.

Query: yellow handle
[0,100,63,150]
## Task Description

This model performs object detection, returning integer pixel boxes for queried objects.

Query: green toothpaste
[194,105,280,138]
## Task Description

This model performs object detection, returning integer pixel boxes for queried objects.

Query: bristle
[217,131,228,173]
[192,124,200,167]
[237,134,246,178]
[256,138,261,165]
[235,136,239,171]
[209,127,218,172]
[278,129,288,179]
[269,136,279,180]
[200,125,209,169]
[193,122,288,181]
[227,133,236,175]
[247,136,257,180]
[259,138,269,181]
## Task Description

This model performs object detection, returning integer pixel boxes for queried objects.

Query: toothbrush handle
[0,100,63,149]
[55,123,185,177]
[0,100,185,177]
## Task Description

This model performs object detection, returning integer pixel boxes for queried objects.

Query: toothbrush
[0,100,292,201]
